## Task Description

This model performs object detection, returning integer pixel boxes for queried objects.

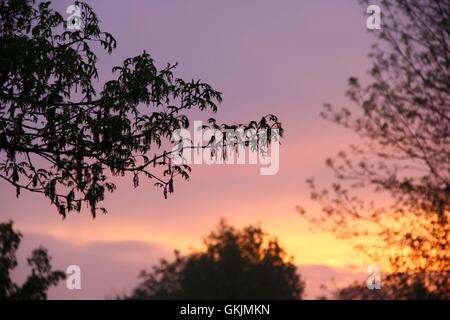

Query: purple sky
[1,0,381,299]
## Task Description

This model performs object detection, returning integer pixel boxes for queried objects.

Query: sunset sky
[0,0,382,299]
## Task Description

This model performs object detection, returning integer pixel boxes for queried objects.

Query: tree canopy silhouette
[0,0,283,217]
[126,220,304,299]
[0,220,65,299]
[298,0,449,299]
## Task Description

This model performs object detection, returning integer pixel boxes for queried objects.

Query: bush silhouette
[127,220,304,299]
[0,221,65,300]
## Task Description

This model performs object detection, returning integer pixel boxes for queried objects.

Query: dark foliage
[126,220,304,299]
[0,220,65,299]
[299,0,450,299]
[0,0,283,217]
